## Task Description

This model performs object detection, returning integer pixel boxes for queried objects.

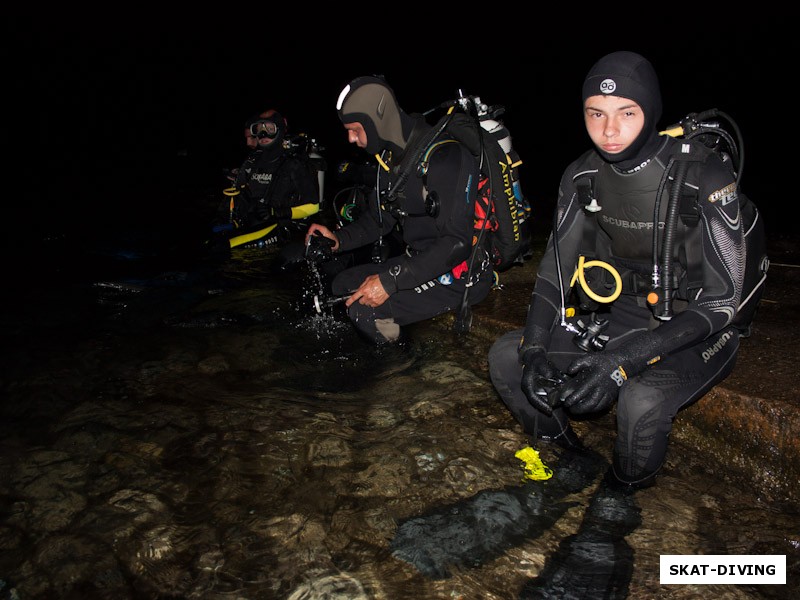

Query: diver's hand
[346,274,389,308]
[305,224,339,251]
[521,348,563,416]
[304,233,335,264]
[559,352,628,414]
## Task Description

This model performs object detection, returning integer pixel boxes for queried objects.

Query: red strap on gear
[452,260,469,279]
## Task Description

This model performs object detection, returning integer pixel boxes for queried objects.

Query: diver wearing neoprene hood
[233,110,318,224]
[305,76,493,343]
[488,51,748,488]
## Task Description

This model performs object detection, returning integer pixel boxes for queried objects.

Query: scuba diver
[488,51,764,488]
[213,109,322,249]
[304,76,494,344]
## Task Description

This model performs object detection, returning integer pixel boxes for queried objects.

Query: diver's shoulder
[563,149,601,179]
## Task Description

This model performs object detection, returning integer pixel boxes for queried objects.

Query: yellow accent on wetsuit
[291,203,320,219]
[228,204,320,248]
[228,223,279,248]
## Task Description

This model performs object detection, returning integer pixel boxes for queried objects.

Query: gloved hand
[558,313,708,415]
[558,351,629,414]
[521,347,564,416]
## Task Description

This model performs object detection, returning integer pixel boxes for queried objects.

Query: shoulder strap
[419,139,459,186]
[573,171,602,259]
[384,114,455,207]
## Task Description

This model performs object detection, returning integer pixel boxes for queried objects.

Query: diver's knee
[375,318,401,344]
[617,380,665,426]
[488,330,523,367]
[615,381,670,487]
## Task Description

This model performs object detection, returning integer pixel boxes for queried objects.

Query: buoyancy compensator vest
[429,96,532,274]
[375,93,534,333]
[570,109,767,335]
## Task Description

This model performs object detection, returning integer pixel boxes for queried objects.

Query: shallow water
[1,236,798,599]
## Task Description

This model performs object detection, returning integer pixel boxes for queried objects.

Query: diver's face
[256,135,277,148]
[584,95,645,156]
[250,119,279,149]
[344,122,367,149]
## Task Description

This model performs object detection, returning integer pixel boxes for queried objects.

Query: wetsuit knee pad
[488,330,522,369]
[375,318,401,343]
[345,302,398,344]
[613,381,671,485]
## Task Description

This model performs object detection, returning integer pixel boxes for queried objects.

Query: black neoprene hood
[582,51,663,166]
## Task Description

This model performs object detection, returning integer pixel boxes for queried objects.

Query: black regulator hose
[686,110,743,187]
[660,159,689,318]
[651,156,676,283]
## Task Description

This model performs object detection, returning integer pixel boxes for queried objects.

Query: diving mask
[249,119,279,139]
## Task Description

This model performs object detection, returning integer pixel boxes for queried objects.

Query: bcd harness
[559,109,767,338]
[372,94,532,333]
[573,141,708,313]
[222,150,321,249]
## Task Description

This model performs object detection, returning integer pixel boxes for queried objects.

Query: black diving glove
[558,351,629,414]
[519,323,563,417]
[521,347,565,417]
[559,321,687,414]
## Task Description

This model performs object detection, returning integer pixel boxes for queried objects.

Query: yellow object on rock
[515,446,553,481]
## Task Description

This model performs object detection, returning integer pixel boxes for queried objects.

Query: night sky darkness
[6,18,793,257]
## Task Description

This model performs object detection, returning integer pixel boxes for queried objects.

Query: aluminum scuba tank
[473,96,513,154]
[306,138,326,205]
[473,97,528,224]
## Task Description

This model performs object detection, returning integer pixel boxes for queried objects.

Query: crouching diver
[489,51,750,488]
[305,76,493,344]
[219,109,321,249]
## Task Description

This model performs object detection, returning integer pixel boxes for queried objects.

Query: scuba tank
[306,137,327,206]
[285,132,327,207]
[471,97,530,232]
[472,96,512,153]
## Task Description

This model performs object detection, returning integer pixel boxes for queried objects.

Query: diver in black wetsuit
[305,76,493,344]
[489,51,749,488]
[219,109,320,246]
[235,110,319,220]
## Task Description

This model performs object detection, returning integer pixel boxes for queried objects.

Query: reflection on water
[1,242,797,599]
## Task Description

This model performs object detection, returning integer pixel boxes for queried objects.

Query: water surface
[1,233,797,599]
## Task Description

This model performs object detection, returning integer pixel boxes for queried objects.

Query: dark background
[5,18,793,255]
